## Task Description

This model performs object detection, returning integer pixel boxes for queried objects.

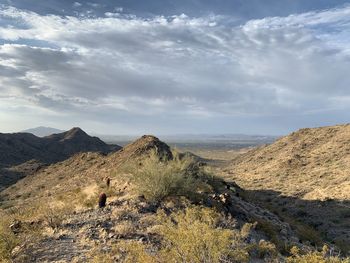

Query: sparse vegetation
[116,206,251,263]
[156,206,249,263]
[1,132,349,262]
[227,124,350,253]
[121,150,214,202]
[0,212,18,262]
[287,246,350,263]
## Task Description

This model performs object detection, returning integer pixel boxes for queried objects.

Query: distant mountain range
[0,127,121,189]
[21,126,65,137]
[1,127,120,167]
[21,127,278,144]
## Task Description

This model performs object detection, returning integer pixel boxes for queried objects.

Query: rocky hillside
[0,128,121,190]
[225,124,350,252]
[0,135,173,209]
[0,135,316,262]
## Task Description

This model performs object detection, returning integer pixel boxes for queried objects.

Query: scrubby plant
[79,192,96,208]
[114,220,135,237]
[117,241,156,263]
[122,150,214,202]
[287,246,350,263]
[89,248,115,263]
[114,206,251,263]
[156,206,249,263]
[0,212,18,262]
[295,223,323,246]
[256,239,278,259]
[38,204,73,230]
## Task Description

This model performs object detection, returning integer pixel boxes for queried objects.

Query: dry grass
[0,212,18,262]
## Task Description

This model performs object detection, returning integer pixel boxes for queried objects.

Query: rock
[138,236,147,243]
[10,220,21,234]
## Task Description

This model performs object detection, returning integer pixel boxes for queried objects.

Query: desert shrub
[117,241,156,263]
[0,212,18,262]
[38,205,72,230]
[8,202,73,230]
[256,240,278,259]
[90,253,114,263]
[334,238,350,256]
[287,246,350,263]
[240,222,255,239]
[80,192,97,208]
[123,150,212,202]
[89,250,115,263]
[156,206,249,263]
[114,221,135,237]
[295,224,323,246]
[114,206,249,263]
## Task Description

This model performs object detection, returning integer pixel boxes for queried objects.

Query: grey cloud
[1,5,350,133]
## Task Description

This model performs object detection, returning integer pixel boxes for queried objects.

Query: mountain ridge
[1,134,308,262]
[21,126,65,137]
[0,127,121,190]
[225,123,350,251]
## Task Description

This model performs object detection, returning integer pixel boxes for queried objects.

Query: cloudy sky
[1,0,350,135]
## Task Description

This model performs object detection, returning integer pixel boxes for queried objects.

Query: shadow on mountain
[242,189,350,253]
[0,127,121,190]
[0,168,26,192]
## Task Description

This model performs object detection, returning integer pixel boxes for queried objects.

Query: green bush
[123,151,211,202]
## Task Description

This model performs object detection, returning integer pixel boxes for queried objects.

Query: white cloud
[73,2,82,8]
[1,5,350,132]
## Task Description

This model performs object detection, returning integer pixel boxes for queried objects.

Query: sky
[1,0,350,135]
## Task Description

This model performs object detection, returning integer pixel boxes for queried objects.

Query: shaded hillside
[0,135,312,262]
[225,124,350,252]
[0,127,119,167]
[0,128,120,190]
[0,135,172,208]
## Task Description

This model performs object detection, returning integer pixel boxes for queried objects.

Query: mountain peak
[21,126,64,137]
[120,134,173,160]
[63,127,88,140]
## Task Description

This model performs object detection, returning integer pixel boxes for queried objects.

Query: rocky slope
[0,135,172,209]
[0,128,121,190]
[225,124,350,252]
[1,135,310,262]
